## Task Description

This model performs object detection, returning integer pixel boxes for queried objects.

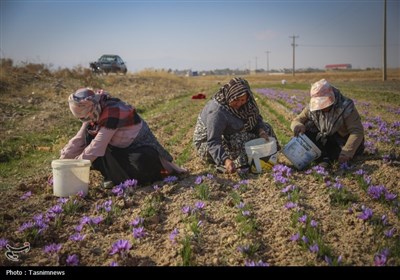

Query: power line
[298,44,382,48]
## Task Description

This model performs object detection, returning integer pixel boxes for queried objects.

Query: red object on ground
[192,93,206,99]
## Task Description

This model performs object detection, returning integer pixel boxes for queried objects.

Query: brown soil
[0,71,399,268]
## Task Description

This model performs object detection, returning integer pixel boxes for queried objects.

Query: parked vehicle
[90,54,127,75]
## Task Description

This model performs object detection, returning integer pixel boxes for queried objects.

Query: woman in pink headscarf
[60,88,186,186]
[291,79,365,168]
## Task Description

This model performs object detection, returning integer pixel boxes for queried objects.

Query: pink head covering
[309,79,335,111]
[68,88,98,121]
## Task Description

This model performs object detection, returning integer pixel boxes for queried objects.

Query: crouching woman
[193,77,280,174]
[60,88,186,186]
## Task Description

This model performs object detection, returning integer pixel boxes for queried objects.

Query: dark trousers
[305,131,364,162]
[87,134,163,186]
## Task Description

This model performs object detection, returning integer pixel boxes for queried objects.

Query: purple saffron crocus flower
[363,175,372,185]
[50,204,63,215]
[43,243,62,255]
[66,254,79,266]
[70,233,86,242]
[182,205,191,214]
[57,198,68,204]
[325,180,332,187]
[333,180,343,190]
[324,255,341,265]
[298,215,307,224]
[111,185,124,197]
[0,238,9,249]
[384,228,395,238]
[242,210,250,216]
[236,202,245,209]
[110,239,132,256]
[124,179,138,188]
[20,191,32,200]
[239,179,249,185]
[381,215,388,226]
[91,216,104,225]
[374,249,389,266]
[133,227,146,239]
[385,192,397,201]
[244,260,269,267]
[163,176,178,183]
[194,176,203,185]
[358,207,373,220]
[75,224,84,232]
[284,202,297,210]
[324,256,332,265]
[290,233,300,242]
[310,220,318,227]
[309,243,319,253]
[80,216,91,225]
[130,217,144,227]
[169,228,179,244]
[367,185,386,200]
[340,162,350,170]
[282,185,296,193]
[354,169,366,176]
[195,201,205,210]
[232,184,240,190]
[76,190,85,197]
[237,245,250,253]
[101,200,112,212]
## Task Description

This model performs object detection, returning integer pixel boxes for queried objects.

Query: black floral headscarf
[213,77,260,131]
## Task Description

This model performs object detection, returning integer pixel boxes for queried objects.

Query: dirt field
[1,65,399,267]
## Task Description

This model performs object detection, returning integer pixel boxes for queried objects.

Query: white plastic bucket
[51,159,91,197]
[245,138,278,173]
[282,134,321,170]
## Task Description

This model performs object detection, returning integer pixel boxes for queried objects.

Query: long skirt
[86,124,165,186]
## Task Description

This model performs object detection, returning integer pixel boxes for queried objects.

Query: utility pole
[383,0,387,81]
[255,56,258,73]
[265,51,270,73]
[289,35,299,76]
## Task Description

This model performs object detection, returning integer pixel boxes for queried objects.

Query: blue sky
[1,0,399,72]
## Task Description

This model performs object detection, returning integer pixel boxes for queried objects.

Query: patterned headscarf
[213,77,260,131]
[309,79,336,111]
[68,88,102,122]
[68,88,140,135]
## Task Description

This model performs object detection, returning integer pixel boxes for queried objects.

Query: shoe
[102,181,114,189]
[318,157,330,169]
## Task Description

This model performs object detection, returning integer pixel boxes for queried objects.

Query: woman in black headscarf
[193,77,280,174]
